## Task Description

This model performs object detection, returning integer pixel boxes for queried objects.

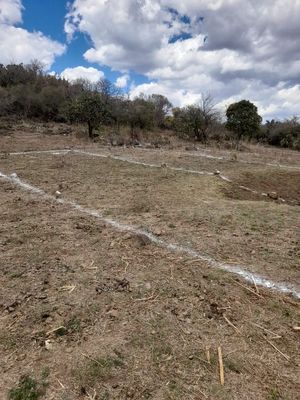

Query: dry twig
[251,322,281,339]
[223,315,242,335]
[206,346,211,364]
[262,336,290,361]
[232,279,263,298]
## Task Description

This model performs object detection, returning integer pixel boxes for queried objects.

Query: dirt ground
[0,124,300,400]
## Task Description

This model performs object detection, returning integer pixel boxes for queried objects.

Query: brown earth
[0,125,300,400]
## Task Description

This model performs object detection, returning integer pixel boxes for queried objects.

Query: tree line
[0,63,299,150]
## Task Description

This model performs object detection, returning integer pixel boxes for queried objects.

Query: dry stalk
[133,293,159,302]
[251,322,281,339]
[46,326,66,336]
[218,346,225,386]
[262,336,290,361]
[232,279,263,298]
[206,346,211,364]
[292,326,300,331]
[223,315,242,335]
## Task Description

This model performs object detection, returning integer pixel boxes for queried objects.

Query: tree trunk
[88,121,93,138]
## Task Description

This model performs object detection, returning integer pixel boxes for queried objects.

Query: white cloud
[0,0,22,24]
[60,66,104,83]
[115,74,129,88]
[65,0,300,118]
[130,81,203,107]
[0,0,65,69]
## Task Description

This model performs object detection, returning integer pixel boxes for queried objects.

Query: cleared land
[0,126,299,400]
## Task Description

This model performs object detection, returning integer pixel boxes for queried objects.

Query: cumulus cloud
[65,0,300,118]
[0,0,65,69]
[60,66,104,83]
[0,0,22,24]
[115,74,129,88]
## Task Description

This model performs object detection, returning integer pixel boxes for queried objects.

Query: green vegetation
[0,62,299,149]
[75,352,125,388]
[8,372,48,400]
[226,100,262,146]
[172,94,219,142]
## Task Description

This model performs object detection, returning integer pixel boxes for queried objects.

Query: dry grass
[0,126,299,400]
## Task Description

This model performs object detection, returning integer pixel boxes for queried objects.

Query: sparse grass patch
[65,316,81,334]
[223,357,243,374]
[0,332,18,350]
[8,370,49,400]
[268,388,282,400]
[75,351,125,389]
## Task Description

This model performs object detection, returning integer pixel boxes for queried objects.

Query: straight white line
[1,171,299,299]
[9,149,71,156]
[73,150,289,202]
[5,149,295,203]
[188,152,300,170]
[5,147,300,170]
[73,150,214,176]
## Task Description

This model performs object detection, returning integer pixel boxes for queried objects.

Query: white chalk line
[9,149,71,156]
[7,149,212,176]
[0,171,299,299]
[72,150,291,203]
[6,147,300,170]
[187,151,300,170]
[73,150,214,176]
[5,149,294,203]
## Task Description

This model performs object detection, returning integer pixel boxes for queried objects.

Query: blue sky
[1,0,300,119]
[21,0,149,87]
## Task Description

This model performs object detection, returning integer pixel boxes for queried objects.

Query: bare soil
[0,124,299,400]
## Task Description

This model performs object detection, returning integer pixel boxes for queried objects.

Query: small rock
[55,190,62,198]
[106,309,118,319]
[45,340,53,351]
[214,170,221,175]
[267,191,278,200]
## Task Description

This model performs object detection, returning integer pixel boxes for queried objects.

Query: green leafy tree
[66,92,105,138]
[149,94,172,128]
[127,96,155,138]
[172,94,218,142]
[226,100,262,146]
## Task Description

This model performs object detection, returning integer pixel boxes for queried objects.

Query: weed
[268,388,282,400]
[65,316,81,334]
[165,380,183,398]
[0,333,17,350]
[75,353,125,388]
[224,358,242,374]
[8,373,48,400]
[53,316,82,338]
